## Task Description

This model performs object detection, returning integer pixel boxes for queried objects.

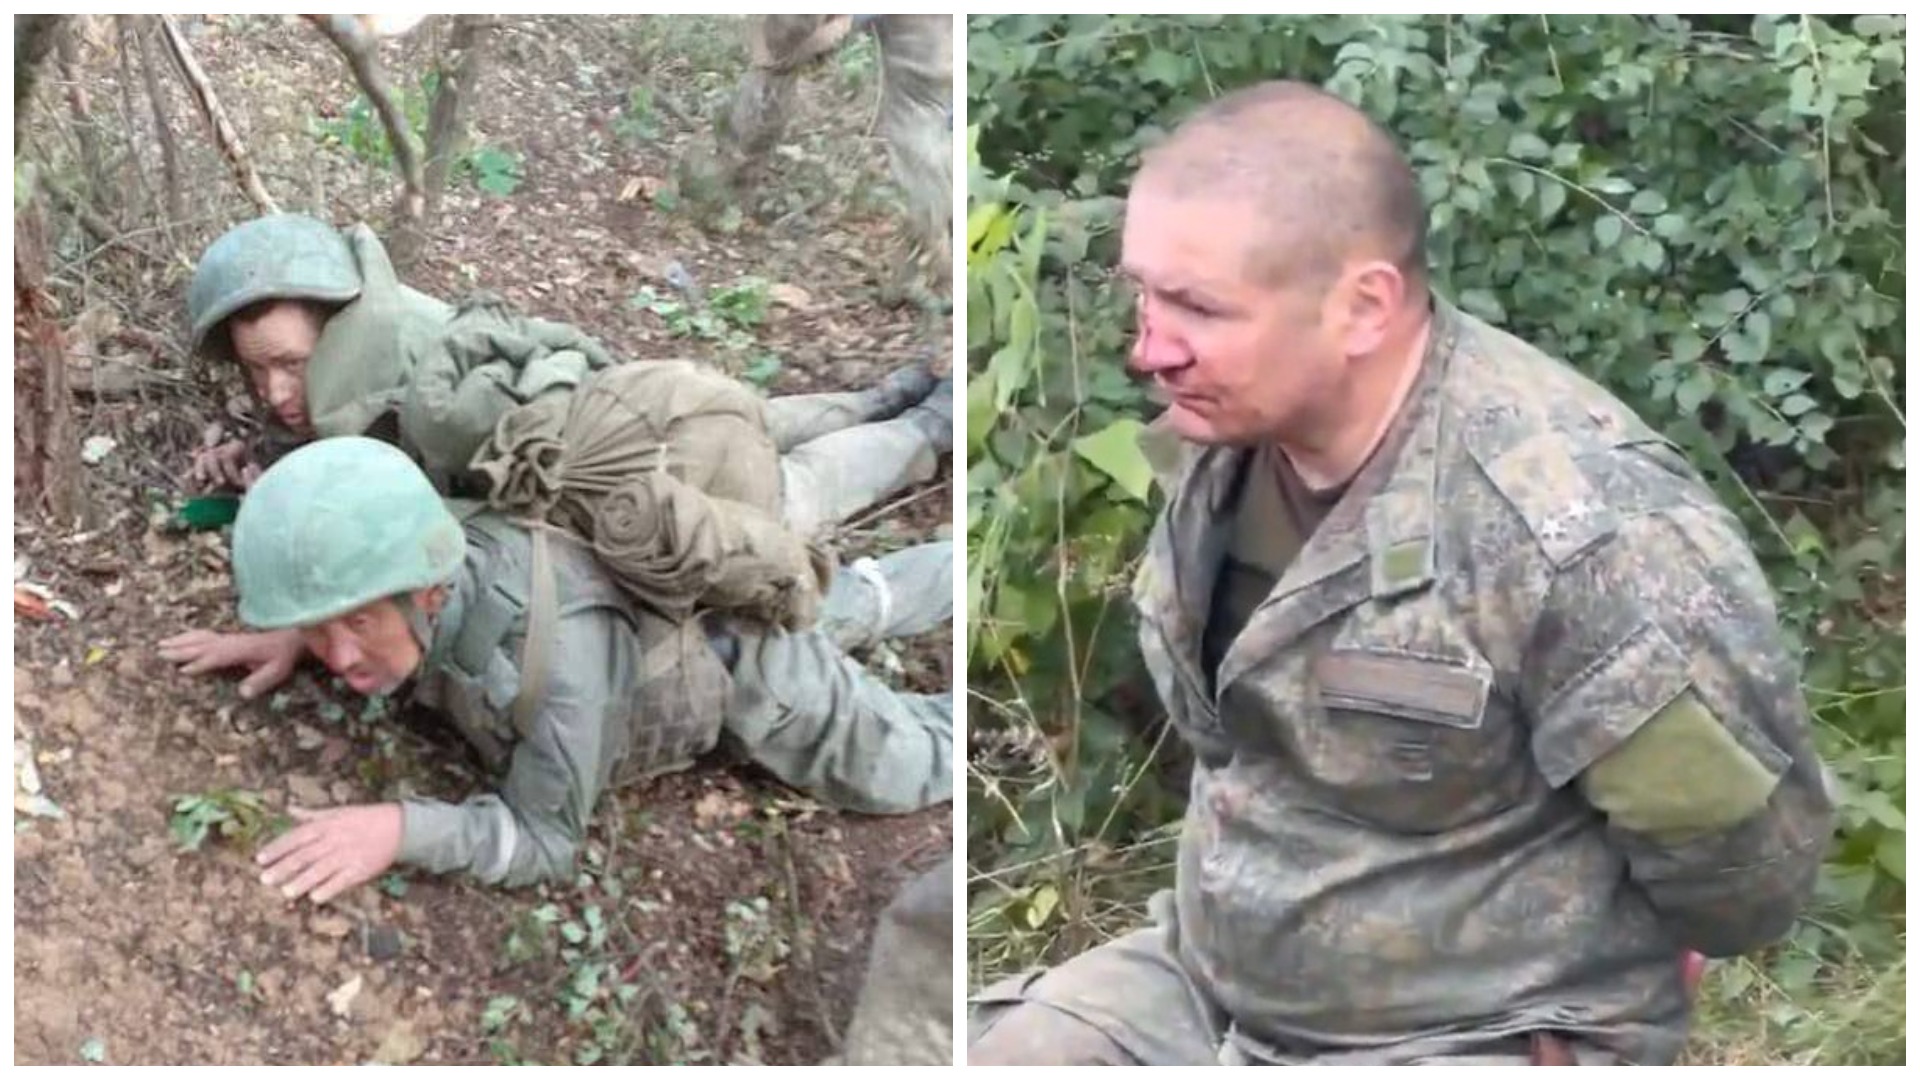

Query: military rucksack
[468,358,833,637]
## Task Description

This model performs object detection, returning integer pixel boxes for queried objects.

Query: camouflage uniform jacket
[1131,298,1834,1064]
[254,224,621,489]
[396,509,731,887]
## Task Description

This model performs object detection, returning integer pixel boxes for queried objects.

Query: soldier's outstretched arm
[395,608,631,887]
[1520,498,1835,958]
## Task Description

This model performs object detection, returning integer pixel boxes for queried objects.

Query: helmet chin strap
[395,583,450,655]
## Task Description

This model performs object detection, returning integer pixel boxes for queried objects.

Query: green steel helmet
[232,436,466,629]
[186,214,363,359]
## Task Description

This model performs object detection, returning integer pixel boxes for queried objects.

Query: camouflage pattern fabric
[968,296,1834,1065]
[728,15,951,285]
[401,509,954,887]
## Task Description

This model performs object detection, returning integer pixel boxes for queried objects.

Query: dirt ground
[14,15,952,1066]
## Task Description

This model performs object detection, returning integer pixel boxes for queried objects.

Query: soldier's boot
[898,375,953,455]
[761,360,939,451]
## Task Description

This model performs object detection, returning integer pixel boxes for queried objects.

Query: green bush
[966,14,1904,1062]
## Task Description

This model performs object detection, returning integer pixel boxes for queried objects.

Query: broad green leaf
[1506,131,1551,160]
[1538,180,1567,221]
[1673,368,1714,415]
[1023,884,1059,929]
[1779,393,1818,417]
[1141,48,1187,87]
[1072,419,1154,503]
[1629,189,1669,215]
[1875,831,1905,882]
[1593,215,1624,249]
[1763,368,1812,396]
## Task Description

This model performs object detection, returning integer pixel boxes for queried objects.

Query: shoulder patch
[1474,432,1620,568]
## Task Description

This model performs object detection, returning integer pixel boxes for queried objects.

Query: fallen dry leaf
[692,789,749,829]
[287,775,329,807]
[310,913,353,939]
[769,283,814,311]
[326,973,363,1019]
[618,175,665,203]
[372,1020,425,1064]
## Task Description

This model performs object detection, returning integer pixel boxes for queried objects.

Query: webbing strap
[511,524,558,740]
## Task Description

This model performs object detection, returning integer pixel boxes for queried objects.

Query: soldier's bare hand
[159,627,305,699]
[189,438,258,492]
[256,803,404,905]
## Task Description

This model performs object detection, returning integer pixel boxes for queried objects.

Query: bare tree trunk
[113,15,158,218]
[305,14,425,234]
[14,196,85,525]
[157,14,277,215]
[399,14,495,267]
[136,16,185,226]
[15,15,68,148]
[55,20,108,201]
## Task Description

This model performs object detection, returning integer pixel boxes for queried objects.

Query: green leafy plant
[629,276,772,352]
[312,71,524,196]
[458,145,525,196]
[169,788,273,852]
[615,86,661,143]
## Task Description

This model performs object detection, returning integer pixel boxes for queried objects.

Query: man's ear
[1335,259,1408,359]
[412,584,450,617]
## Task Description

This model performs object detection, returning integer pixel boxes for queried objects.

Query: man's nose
[1128,311,1189,375]
[265,370,298,410]
[320,632,361,674]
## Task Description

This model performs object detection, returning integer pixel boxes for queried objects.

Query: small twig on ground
[834,478,949,537]
[57,211,223,275]
[158,14,278,214]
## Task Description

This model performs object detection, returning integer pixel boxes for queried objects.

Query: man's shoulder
[1434,311,1730,567]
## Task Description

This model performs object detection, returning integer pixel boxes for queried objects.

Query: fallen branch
[157,13,277,214]
[304,14,425,227]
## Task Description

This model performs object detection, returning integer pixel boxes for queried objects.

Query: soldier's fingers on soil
[238,658,292,699]
[275,852,347,902]
[257,816,331,874]
[309,864,368,906]
[164,638,247,675]
[157,628,217,655]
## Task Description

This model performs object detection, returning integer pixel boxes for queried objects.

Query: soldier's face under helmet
[229,300,325,437]
[297,590,440,697]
